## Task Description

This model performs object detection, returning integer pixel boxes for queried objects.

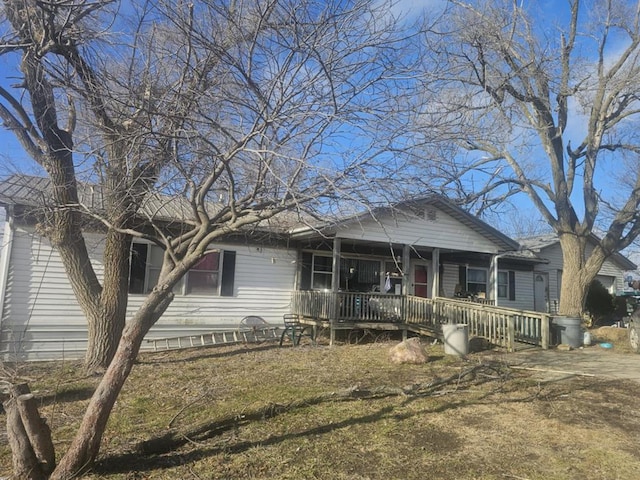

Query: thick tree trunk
[44,165,133,373]
[50,292,173,480]
[557,234,604,317]
[9,17,130,373]
[84,230,130,373]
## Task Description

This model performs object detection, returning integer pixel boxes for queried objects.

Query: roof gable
[291,195,520,253]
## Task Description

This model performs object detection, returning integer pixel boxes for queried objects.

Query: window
[129,243,233,296]
[467,268,487,295]
[129,243,151,294]
[498,271,508,298]
[460,266,515,300]
[312,255,333,290]
[339,258,380,292]
[185,252,221,295]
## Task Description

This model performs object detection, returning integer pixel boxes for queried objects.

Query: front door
[534,273,549,312]
[412,263,429,298]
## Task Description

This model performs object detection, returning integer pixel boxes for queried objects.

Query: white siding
[1,226,297,362]
[596,259,627,293]
[532,243,564,310]
[595,275,615,293]
[337,209,501,253]
[130,244,297,328]
[497,271,534,311]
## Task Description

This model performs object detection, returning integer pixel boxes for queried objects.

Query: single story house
[0,175,634,361]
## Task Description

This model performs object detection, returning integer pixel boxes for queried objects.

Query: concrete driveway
[495,347,640,383]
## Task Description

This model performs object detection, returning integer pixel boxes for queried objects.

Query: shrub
[585,280,616,326]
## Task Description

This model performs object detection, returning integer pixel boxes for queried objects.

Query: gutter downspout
[490,251,516,307]
[431,248,440,298]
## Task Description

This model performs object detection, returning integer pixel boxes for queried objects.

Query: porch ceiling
[298,237,514,260]
[297,237,544,268]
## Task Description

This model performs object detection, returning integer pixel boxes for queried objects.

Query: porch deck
[291,291,551,351]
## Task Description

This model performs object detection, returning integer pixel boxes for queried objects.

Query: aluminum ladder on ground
[146,327,281,352]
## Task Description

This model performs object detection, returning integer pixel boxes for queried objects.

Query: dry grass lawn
[2,336,640,479]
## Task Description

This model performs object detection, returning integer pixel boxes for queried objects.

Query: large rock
[389,337,428,364]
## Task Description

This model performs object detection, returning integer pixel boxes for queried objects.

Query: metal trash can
[443,323,469,355]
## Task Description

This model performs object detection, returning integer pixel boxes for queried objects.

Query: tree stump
[2,383,56,479]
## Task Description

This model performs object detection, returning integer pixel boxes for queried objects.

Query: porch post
[331,237,341,293]
[490,254,498,305]
[402,244,410,295]
[330,237,341,346]
[431,248,440,299]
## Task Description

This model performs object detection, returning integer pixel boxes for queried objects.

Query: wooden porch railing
[454,296,495,306]
[290,291,405,323]
[427,297,551,351]
[290,291,551,351]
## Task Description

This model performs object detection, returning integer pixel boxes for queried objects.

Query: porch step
[145,327,281,352]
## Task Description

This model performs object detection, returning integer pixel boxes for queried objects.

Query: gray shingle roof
[517,233,561,251]
[0,174,196,222]
[0,174,310,232]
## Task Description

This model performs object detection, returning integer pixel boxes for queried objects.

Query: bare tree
[0,0,197,372]
[0,0,411,477]
[415,0,640,316]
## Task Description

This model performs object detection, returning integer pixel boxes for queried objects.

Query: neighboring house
[519,234,637,314]
[0,175,634,361]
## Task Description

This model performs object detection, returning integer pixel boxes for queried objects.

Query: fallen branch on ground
[510,366,596,377]
[135,362,510,456]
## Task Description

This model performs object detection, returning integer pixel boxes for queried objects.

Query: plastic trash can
[443,323,469,355]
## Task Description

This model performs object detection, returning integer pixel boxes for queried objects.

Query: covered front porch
[291,291,551,351]
[290,197,544,314]
[296,237,515,307]
[288,196,551,350]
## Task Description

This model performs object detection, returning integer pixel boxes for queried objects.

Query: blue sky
[0,0,635,246]
[0,53,44,176]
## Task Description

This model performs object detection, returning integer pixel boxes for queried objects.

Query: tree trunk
[84,230,130,373]
[557,234,603,317]
[50,292,173,480]
[10,21,128,373]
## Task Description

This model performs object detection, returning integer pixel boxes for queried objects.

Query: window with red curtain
[186,251,221,294]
